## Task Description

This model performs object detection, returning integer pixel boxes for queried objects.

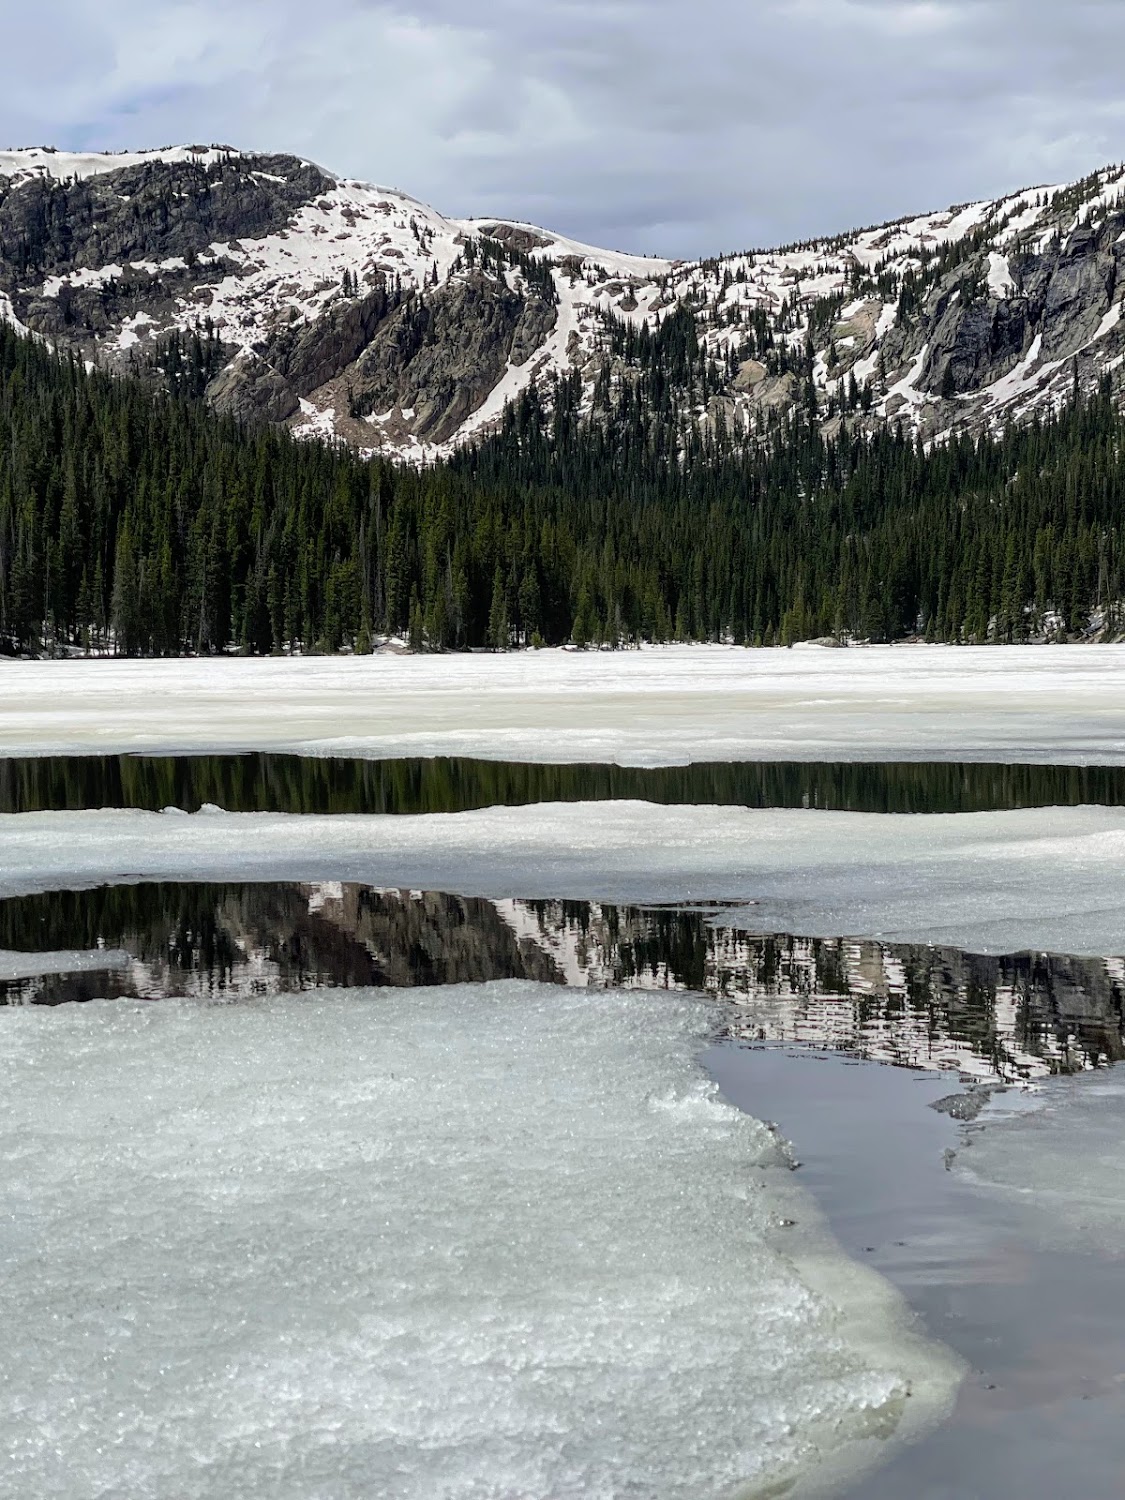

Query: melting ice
[4,644,1125,764]
[956,1069,1125,1255]
[0,982,959,1499]
[4,800,1125,954]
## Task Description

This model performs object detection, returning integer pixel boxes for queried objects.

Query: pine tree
[488,567,508,651]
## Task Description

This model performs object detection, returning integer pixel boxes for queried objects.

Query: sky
[2,0,1124,258]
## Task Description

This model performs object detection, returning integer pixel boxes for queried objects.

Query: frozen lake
[5,648,1125,1495]
[4,643,1125,763]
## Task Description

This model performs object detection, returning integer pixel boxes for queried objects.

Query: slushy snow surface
[0,984,958,1500]
[4,644,1125,764]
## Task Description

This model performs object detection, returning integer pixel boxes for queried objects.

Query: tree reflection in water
[4,753,1125,815]
[2,882,1121,1083]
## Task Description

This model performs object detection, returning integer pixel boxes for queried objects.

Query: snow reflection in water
[3,882,1121,1082]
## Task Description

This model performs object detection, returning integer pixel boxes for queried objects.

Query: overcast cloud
[2,0,1124,257]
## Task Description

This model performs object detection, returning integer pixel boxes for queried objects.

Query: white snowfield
[4,801,1125,956]
[3,644,1125,764]
[0,145,244,184]
[0,983,960,1500]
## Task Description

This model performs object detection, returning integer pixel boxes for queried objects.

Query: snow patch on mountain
[0,291,31,337]
[0,144,245,185]
[987,252,1015,298]
[462,216,675,280]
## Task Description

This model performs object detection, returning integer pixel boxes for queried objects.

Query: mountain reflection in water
[2,883,1121,1083]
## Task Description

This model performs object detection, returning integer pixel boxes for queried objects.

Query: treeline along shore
[2,318,1125,656]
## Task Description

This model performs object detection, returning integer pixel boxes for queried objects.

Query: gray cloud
[2,0,1124,256]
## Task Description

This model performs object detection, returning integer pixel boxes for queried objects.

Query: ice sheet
[3,801,1125,955]
[3,645,1125,764]
[0,946,130,981]
[0,983,959,1500]
[956,1070,1125,1257]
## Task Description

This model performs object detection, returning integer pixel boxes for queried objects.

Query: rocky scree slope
[1,144,1123,456]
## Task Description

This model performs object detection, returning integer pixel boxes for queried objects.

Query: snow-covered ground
[3,801,1124,955]
[4,644,1125,763]
[0,982,960,1500]
[0,145,244,185]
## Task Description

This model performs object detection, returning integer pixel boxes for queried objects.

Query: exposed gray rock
[1038,230,1118,359]
[0,154,329,283]
[207,354,301,424]
[921,291,1033,396]
[19,257,236,348]
[476,223,552,254]
[208,284,397,423]
[734,357,768,390]
[347,270,556,443]
[207,266,557,444]
[914,212,1122,401]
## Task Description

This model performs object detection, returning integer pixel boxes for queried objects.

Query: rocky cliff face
[1,145,1123,456]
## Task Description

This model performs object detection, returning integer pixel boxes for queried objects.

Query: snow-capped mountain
[1,143,1123,456]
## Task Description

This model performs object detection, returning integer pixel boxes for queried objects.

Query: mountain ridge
[1,143,1123,457]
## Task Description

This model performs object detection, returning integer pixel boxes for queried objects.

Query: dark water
[5,753,1125,815]
[5,881,1122,1083]
[711,1045,1125,1500]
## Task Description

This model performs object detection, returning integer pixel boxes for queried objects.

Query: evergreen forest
[2,316,1125,656]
